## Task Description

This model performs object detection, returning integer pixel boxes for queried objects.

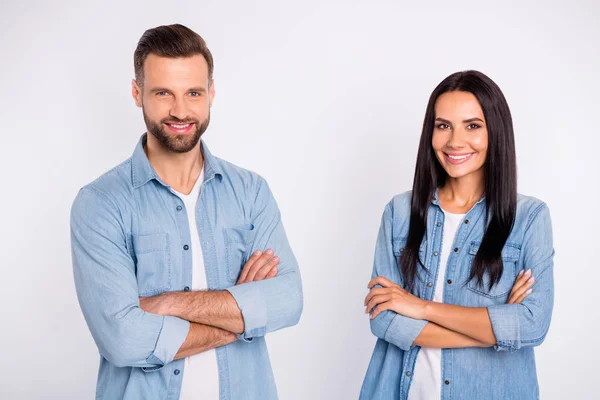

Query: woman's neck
[438,173,485,214]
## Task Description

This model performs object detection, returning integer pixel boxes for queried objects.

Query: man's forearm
[414,322,490,349]
[165,290,244,334]
[174,322,237,360]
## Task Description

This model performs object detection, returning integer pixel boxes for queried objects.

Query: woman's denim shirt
[360,190,554,400]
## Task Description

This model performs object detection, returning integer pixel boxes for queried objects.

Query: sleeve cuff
[142,316,190,372]
[487,304,520,352]
[384,313,428,351]
[226,284,267,340]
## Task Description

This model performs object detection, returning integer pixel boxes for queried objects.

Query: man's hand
[236,249,279,284]
[507,269,535,304]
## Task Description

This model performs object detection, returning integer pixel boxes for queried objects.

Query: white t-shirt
[408,210,465,400]
[174,168,220,400]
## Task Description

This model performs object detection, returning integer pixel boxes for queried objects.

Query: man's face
[132,53,215,153]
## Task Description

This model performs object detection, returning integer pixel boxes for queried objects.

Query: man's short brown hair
[133,24,214,87]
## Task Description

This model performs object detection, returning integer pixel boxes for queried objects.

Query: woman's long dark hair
[401,70,517,291]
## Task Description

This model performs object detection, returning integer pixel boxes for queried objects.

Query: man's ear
[209,79,215,108]
[132,79,143,108]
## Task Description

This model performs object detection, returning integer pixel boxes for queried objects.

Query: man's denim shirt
[71,135,303,400]
[360,190,554,400]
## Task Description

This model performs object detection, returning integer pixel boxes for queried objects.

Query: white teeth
[448,154,472,160]
[170,124,190,129]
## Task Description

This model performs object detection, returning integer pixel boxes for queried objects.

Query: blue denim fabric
[360,190,554,400]
[71,134,303,399]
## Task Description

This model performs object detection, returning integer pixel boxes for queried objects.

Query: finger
[509,269,525,295]
[366,294,392,314]
[514,288,533,304]
[368,276,394,289]
[254,256,280,281]
[237,250,263,284]
[510,269,532,296]
[245,249,275,282]
[364,287,388,306]
[509,269,527,295]
[265,265,278,279]
[370,301,393,320]
[508,275,535,304]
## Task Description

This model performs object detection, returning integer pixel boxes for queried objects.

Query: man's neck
[144,134,204,195]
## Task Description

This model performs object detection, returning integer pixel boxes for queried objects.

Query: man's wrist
[161,291,179,317]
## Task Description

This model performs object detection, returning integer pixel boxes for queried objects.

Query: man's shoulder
[214,156,267,192]
[76,157,135,207]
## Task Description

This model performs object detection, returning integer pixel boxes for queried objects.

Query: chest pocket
[132,233,171,296]
[393,238,427,264]
[223,224,256,283]
[466,241,521,299]
[392,237,427,287]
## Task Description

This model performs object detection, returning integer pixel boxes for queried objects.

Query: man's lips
[164,122,196,134]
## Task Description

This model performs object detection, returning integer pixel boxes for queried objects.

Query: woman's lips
[445,152,475,165]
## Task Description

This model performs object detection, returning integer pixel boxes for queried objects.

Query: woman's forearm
[414,321,490,348]
[423,302,497,346]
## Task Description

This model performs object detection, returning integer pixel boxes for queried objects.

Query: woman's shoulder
[516,193,549,216]
[387,190,413,215]
[515,193,551,231]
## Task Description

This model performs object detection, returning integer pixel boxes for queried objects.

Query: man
[71,24,303,400]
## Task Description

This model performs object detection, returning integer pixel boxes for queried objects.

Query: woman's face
[432,90,488,181]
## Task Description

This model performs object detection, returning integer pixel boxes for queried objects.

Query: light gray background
[1,0,598,398]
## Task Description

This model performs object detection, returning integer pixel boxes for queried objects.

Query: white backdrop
[1,0,598,399]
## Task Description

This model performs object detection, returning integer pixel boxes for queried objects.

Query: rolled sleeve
[142,316,190,371]
[71,187,188,370]
[368,201,427,350]
[226,283,268,340]
[487,203,554,352]
[225,176,302,341]
[487,304,521,352]
[370,309,427,351]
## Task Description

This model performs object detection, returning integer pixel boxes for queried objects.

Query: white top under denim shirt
[408,210,465,400]
[360,190,554,400]
[70,134,303,400]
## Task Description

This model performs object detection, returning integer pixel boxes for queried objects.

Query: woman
[360,70,554,400]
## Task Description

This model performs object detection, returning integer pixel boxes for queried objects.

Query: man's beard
[143,109,210,153]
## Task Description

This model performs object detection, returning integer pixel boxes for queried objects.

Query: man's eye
[156,91,168,96]
[190,92,201,97]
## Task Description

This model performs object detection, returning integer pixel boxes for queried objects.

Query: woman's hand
[365,276,428,320]
[507,269,535,304]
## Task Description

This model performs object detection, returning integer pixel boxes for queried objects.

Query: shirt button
[433,251,439,256]
[400,248,404,252]
[445,380,450,385]
[447,279,452,284]
[176,205,183,211]
[174,369,180,375]
[454,247,459,252]
[183,245,189,250]
[427,282,433,287]
[436,222,441,227]
[184,286,190,292]
[464,219,469,224]
[406,371,411,377]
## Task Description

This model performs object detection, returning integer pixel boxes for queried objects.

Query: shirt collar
[131,133,222,189]
[431,187,486,206]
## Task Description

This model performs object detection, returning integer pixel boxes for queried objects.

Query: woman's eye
[467,123,481,129]
[436,123,450,129]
